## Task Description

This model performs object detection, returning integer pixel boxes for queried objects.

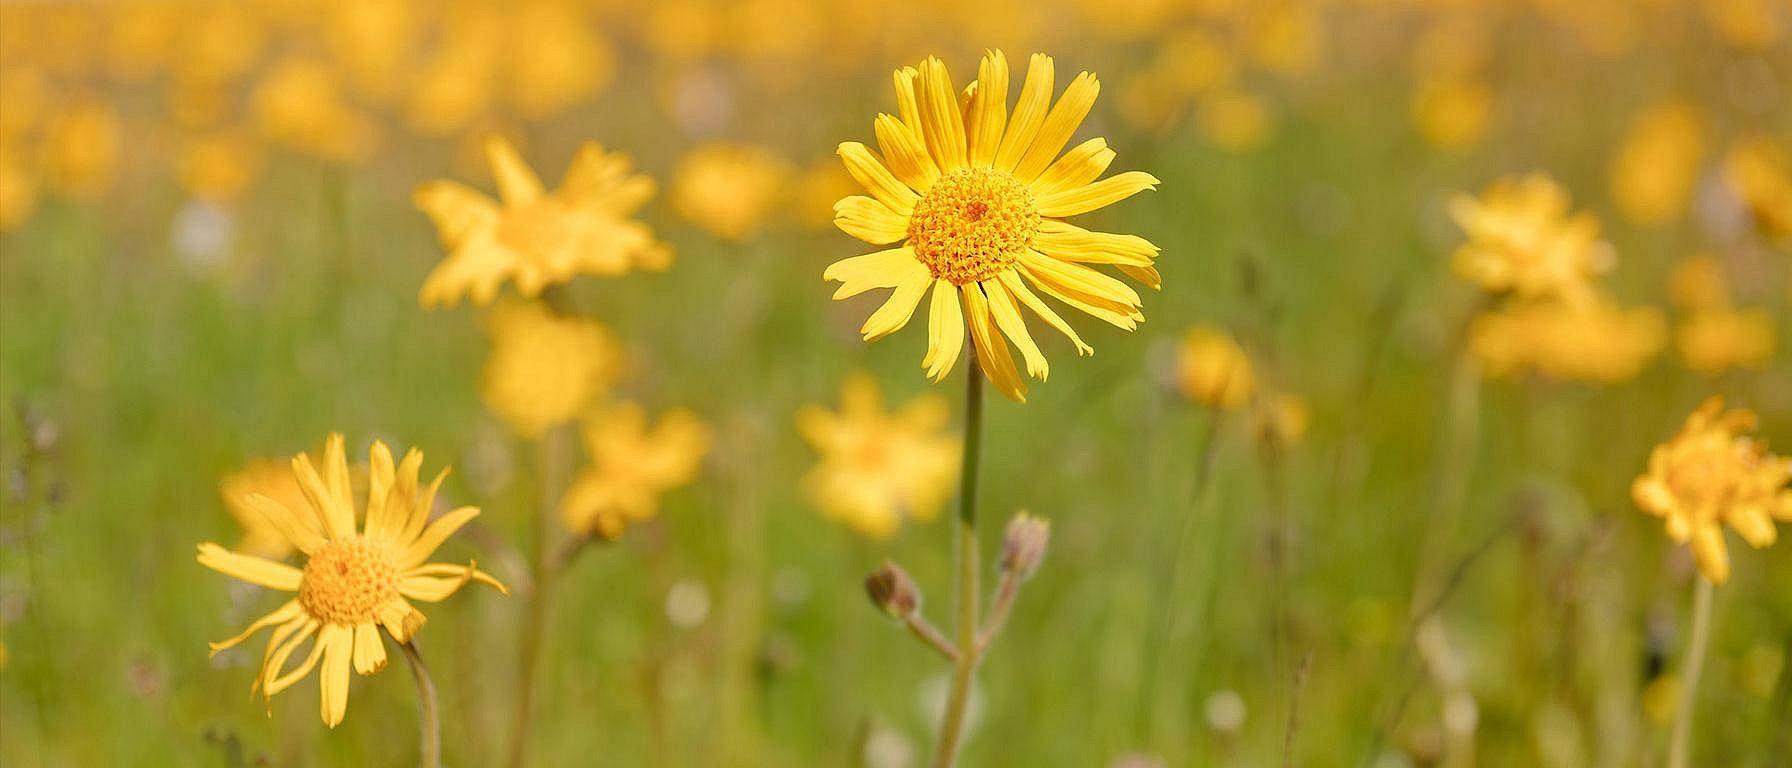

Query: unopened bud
[864,561,920,619]
[1000,513,1051,580]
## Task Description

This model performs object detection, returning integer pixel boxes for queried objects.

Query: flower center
[497,200,575,256]
[907,168,1039,285]
[299,537,400,625]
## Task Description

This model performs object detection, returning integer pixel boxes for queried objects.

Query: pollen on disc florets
[908,167,1040,285]
[299,537,400,625]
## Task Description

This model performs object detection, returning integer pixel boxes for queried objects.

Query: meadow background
[1,1,1790,766]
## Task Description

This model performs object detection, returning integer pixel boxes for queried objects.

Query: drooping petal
[1013,72,1101,182]
[838,142,918,213]
[400,506,481,568]
[293,440,353,541]
[399,562,505,601]
[922,278,965,381]
[1018,252,1144,330]
[262,621,324,696]
[197,543,303,591]
[241,492,327,554]
[1036,171,1160,217]
[484,135,544,205]
[916,57,968,172]
[996,54,1055,172]
[351,622,387,675]
[874,114,938,191]
[824,247,919,300]
[983,279,1049,380]
[209,599,303,655]
[967,50,1009,168]
[1030,138,1114,198]
[859,265,933,341]
[997,269,1093,355]
[961,283,1027,402]
[405,562,509,593]
[833,196,910,245]
[317,624,354,727]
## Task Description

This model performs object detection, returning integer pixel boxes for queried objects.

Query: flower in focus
[797,373,960,538]
[1677,308,1776,376]
[1176,326,1255,410]
[220,457,313,561]
[1632,398,1792,584]
[415,136,670,308]
[1469,296,1664,384]
[824,51,1162,402]
[1610,101,1702,226]
[1722,135,1792,240]
[672,142,792,242]
[199,434,506,726]
[1449,173,1613,305]
[481,301,622,439]
[561,402,710,540]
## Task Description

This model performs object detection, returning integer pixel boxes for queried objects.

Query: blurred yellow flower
[823,51,1162,402]
[1469,296,1664,383]
[220,458,312,562]
[794,159,859,230]
[415,136,670,308]
[199,434,505,726]
[509,0,615,121]
[1677,308,1776,376]
[1722,135,1792,240]
[251,58,377,163]
[672,142,792,242]
[1449,173,1613,305]
[1198,88,1272,152]
[481,301,621,439]
[1176,325,1255,410]
[1633,398,1792,584]
[798,374,960,538]
[561,403,710,540]
[1666,253,1731,312]
[42,98,120,199]
[1254,392,1309,447]
[1703,0,1782,51]
[179,129,262,204]
[1412,76,1492,151]
[1610,102,1703,226]
[0,145,38,232]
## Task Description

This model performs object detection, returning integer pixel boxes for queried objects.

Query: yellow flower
[797,374,960,538]
[1254,393,1309,447]
[1722,135,1792,240]
[415,136,670,308]
[199,434,505,727]
[561,403,710,540]
[1176,326,1255,410]
[1666,253,1731,312]
[0,143,37,232]
[1632,398,1792,584]
[220,458,312,561]
[823,51,1162,402]
[1449,173,1613,305]
[481,301,621,439]
[1411,75,1492,151]
[671,142,792,242]
[1677,308,1776,375]
[794,159,859,230]
[179,129,262,204]
[1198,87,1272,152]
[250,57,377,163]
[42,97,120,199]
[1610,101,1703,226]
[1469,296,1664,383]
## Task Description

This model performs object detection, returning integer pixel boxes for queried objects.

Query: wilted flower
[480,301,621,439]
[865,560,921,619]
[415,136,670,307]
[798,374,960,539]
[823,51,1162,402]
[999,513,1051,581]
[1449,173,1613,305]
[561,402,710,540]
[199,435,506,726]
[672,142,792,242]
[1175,326,1255,410]
[1633,398,1792,584]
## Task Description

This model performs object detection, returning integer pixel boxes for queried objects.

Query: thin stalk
[932,358,985,768]
[1135,410,1224,740]
[400,641,441,768]
[509,427,571,768]
[1668,578,1715,768]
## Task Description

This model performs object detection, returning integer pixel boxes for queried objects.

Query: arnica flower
[1666,253,1731,312]
[481,300,621,439]
[199,435,505,726]
[1176,326,1255,410]
[41,97,120,199]
[1722,135,1792,240]
[1677,308,1776,375]
[823,51,1162,402]
[1448,173,1613,305]
[1469,296,1664,384]
[220,457,313,561]
[1633,398,1792,584]
[1610,101,1702,226]
[672,142,792,242]
[561,402,710,540]
[1411,75,1492,151]
[797,373,960,538]
[415,136,670,308]
[178,129,262,204]
[250,58,377,164]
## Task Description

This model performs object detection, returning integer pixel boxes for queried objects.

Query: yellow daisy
[561,402,711,540]
[415,135,670,308]
[671,142,792,242]
[1175,325,1255,410]
[199,434,505,727]
[481,300,622,439]
[1633,398,1792,584]
[824,51,1162,402]
[1448,173,1613,305]
[797,373,960,538]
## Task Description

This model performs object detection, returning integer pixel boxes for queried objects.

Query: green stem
[400,641,441,768]
[932,359,985,768]
[1668,578,1715,768]
[509,428,569,768]
[1135,410,1224,740]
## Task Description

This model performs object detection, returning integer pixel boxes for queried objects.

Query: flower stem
[1669,578,1715,768]
[509,428,570,768]
[399,640,441,768]
[933,360,985,768]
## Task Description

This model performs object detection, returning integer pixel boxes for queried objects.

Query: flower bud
[999,513,1051,581]
[864,561,920,619]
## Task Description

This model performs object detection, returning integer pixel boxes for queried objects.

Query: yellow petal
[1018,252,1143,330]
[406,562,509,593]
[893,66,923,137]
[1013,72,1100,182]
[1036,171,1160,217]
[874,114,938,191]
[209,599,303,656]
[1033,219,1160,267]
[398,562,504,602]
[378,597,424,643]
[968,50,1009,168]
[962,283,1027,402]
[197,543,302,591]
[241,492,326,555]
[1030,138,1114,198]
[923,278,965,381]
[413,180,499,250]
[997,269,1092,356]
[833,195,910,245]
[983,279,1049,380]
[317,624,354,727]
[262,621,323,696]
[838,142,918,213]
[1691,524,1730,585]
[484,135,543,205]
[859,265,933,341]
[400,505,480,568]
[824,247,919,300]
[916,57,968,172]
[351,622,387,675]
[322,433,354,527]
[996,54,1055,172]
[364,441,396,544]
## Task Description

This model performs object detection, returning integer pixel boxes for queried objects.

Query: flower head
[561,402,710,539]
[1722,135,1792,240]
[1610,101,1702,226]
[798,373,960,538]
[1633,398,1792,584]
[1468,296,1664,384]
[415,135,670,308]
[672,142,791,241]
[1676,307,1776,375]
[823,51,1162,402]
[1449,173,1613,304]
[481,301,621,438]
[199,434,505,727]
[1175,326,1255,410]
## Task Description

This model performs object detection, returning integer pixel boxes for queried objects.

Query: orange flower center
[299,538,399,625]
[907,168,1039,285]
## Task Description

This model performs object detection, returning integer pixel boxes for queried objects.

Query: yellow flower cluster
[1633,399,1792,584]
[798,374,961,538]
